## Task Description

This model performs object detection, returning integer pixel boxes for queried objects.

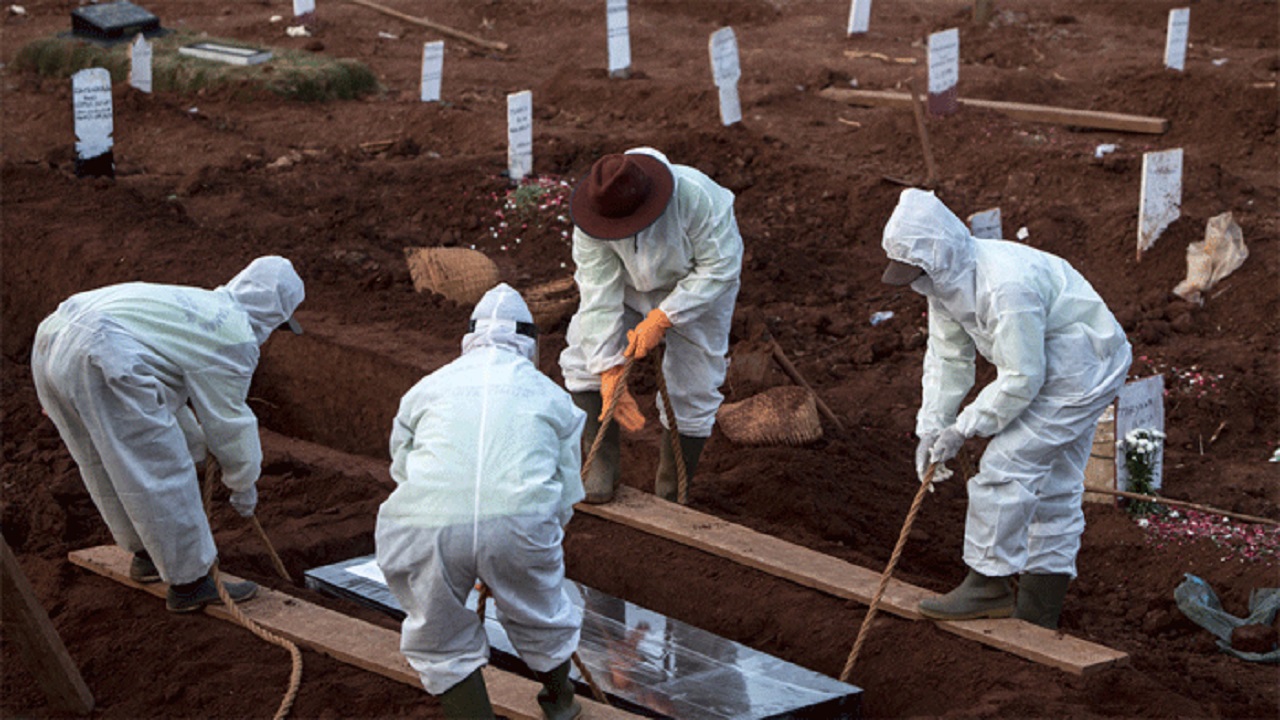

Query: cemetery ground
[2,0,1277,717]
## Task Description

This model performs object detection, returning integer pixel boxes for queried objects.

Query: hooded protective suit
[883,190,1131,577]
[559,148,743,437]
[376,284,586,696]
[31,256,305,584]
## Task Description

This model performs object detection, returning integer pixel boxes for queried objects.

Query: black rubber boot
[438,667,495,720]
[129,550,160,584]
[1013,573,1072,629]
[573,391,619,504]
[532,660,582,720]
[655,430,706,502]
[166,574,258,613]
[918,569,1014,621]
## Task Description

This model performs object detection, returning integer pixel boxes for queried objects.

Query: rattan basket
[404,246,500,305]
[717,385,823,447]
[524,276,579,331]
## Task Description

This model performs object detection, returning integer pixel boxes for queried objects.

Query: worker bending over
[32,256,305,612]
[881,189,1131,629]
[561,147,743,503]
[376,284,586,719]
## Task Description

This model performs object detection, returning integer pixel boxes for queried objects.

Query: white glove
[929,426,967,467]
[229,485,258,518]
[915,432,940,481]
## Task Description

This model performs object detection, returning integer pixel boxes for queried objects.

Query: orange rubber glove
[625,309,673,360]
[600,364,645,432]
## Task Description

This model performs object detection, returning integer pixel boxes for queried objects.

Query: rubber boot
[1013,573,1071,629]
[573,391,619,504]
[532,659,582,720]
[166,574,258,613]
[918,569,1014,621]
[655,430,706,502]
[129,550,160,583]
[438,667,495,720]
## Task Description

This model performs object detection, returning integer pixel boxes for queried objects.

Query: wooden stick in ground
[1092,488,1279,527]
[907,80,939,189]
[344,0,509,52]
[840,464,937,682]
[769,340,846,433]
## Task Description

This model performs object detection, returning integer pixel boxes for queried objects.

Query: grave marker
[1115,376,1165,492]
[968,208,1002,239]
[606,0,630,78]
[846,0,872,36]
[1137,148,1182,259]
[927,28,960,116]
[70,1,160,43]
[709,26,742,126]
[506,90,533,183]
[293,0,315,17]
[420,40,444,102]
[129,34,152,93]
[1164,8,1190,71]
[72,68,114,178]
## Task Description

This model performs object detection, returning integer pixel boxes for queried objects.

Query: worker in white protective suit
[560,147,743,504]
[376,284,586,720]
[881,189,1132,629]
[31,256,305,613]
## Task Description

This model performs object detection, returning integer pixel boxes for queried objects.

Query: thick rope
[250,516,295,583]
[204,461,304,720]
[654,349,689,504]
[581,358,633,481]
[476,583,610,705]
[839,464,938,682]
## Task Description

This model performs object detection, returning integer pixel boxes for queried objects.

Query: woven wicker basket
[717,385,823,447]
[404,246,500,305]
[524,276,579,331]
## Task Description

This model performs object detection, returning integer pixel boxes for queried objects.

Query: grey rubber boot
[1013,573,1072,629]
[166,574,258,613]
[532,659,582,720]
[655,430,706,502]
[572,391,619,504]
[439,667,495,720]
[918,569,1015,620]
[129,550,160,584]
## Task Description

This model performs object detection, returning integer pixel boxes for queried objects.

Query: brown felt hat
[570,153,674,240]
[881,259,924,286]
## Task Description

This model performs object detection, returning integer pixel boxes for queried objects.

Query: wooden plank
[2,538,94,714]
[818,87,1170,134]
[68,546,637,720]
[578,487,1129,675]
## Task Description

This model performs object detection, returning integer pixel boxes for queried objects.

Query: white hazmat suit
[31,256,305,585]
[376,284,586,696]
[559,147,743,437]
[883,190,1131,578]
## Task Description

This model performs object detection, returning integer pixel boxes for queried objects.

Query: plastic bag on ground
[1172,212,1248,305]
[1174,573,1280,663]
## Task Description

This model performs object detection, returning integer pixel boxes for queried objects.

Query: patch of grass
[12,31,379,102]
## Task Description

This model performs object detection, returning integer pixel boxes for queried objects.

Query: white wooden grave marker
[968,208,1002,239]
[129,34,152,94]
[420,41,444,102]
[606,0,631,77]
[709,27,742,126]
[506,90,533,183]
[1164,8,1190,71]
[846,0,872,36]
[1137,148,1183,259]
[293,0,315,17]
[1115,376,1166,492]
[72,67,114,177]
[927,28,960,116]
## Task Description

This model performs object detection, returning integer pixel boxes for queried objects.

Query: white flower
[1137,518,1150,528]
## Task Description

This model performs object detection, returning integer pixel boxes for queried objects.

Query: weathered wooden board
[818,87,1170,134]
[68,545,637,719]
[578,487,1130,676]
